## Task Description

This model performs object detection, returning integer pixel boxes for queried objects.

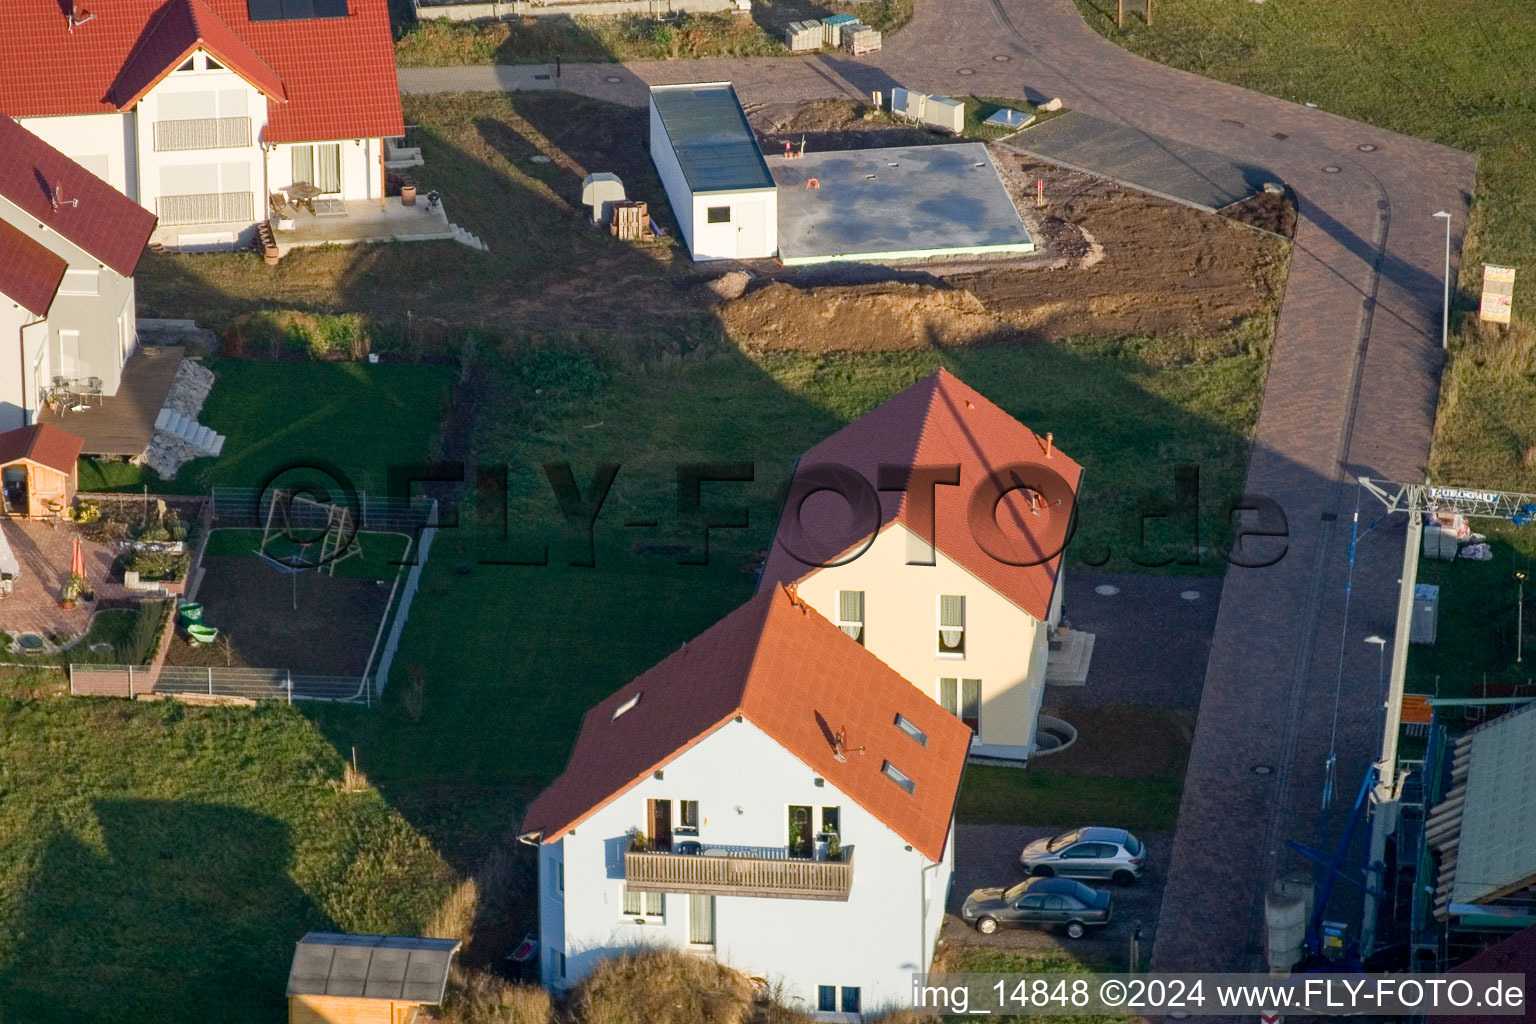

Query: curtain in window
[939,677,957,714]
[839,590,864,641]
[291,146,313,186]
[688,895,715,945]
[940,595,965,647]
[646,891,664,917]
[961,679,981,733]
[317,143,341,194]
[622,886,642,915]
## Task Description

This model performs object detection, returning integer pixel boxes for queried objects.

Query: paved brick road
[403,0,1479,976]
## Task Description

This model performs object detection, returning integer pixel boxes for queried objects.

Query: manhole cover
[1322,165,1342,173]
[992,54,1011,62]
[1251,764,1275,776]
[1180,590,1201,601]
[957,68,975,76]
[1357,143,1377,152]
[1094,584,1120,596]
[17,634,45,651]
[605,75,622,83]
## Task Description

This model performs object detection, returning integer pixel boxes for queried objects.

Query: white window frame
[621,885,665,921]
[836,590,865,645]
[937,594,966,658]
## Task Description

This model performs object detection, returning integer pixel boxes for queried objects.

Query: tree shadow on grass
[0,800,329,1024]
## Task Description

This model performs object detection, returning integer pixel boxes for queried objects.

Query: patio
[0,518,131,638]
[37,346,185,458]
[270,195,462,255]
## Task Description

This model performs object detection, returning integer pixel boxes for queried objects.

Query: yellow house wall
[790,522,1051,758]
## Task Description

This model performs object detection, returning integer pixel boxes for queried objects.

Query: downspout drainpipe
[919,856,941,978]
[18,311,45,424]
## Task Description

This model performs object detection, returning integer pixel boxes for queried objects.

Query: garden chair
[186,624,218,645]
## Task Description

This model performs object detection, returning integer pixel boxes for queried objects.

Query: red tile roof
[521,586,972,861]
[0,116,156,278]
[110,0,287,108]
[0,220,68,316]
[759,368,1083,622]
[0,0,402,145]
[0,424,86,472]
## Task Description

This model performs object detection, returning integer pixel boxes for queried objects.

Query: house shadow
[0,799,330,1024]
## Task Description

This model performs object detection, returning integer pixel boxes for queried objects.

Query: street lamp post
[1433,211,1452,349]
[1517,571,1526,663]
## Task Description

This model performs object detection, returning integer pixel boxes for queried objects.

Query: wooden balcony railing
[625,845,853,901]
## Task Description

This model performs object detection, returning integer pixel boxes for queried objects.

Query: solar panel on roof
[247,0,348,21]
[287,933,461,1003]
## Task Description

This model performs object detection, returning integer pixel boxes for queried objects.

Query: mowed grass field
[1073,0,1536,490]
[0,700,453,1024]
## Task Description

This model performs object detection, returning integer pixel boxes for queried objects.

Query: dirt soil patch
[163,556,389,674]
[1032,705,1196,781]
[721,280,1002,351]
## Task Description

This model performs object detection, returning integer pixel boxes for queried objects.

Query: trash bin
[179,602,202,624]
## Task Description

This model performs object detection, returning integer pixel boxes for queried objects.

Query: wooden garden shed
[0,424,83,519]
[286,932,461,1024]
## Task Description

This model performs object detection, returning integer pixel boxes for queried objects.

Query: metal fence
[210,487,437,534]
[370,513,437,696]
[70,664,372,704]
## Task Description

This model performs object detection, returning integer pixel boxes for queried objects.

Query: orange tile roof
[0,219,68,316]
[759,368,1083,621]
[109,0,287,109]
[0,424,85,473]
[1,0,401,145]
[0,116,157,278]
[520,586,972,861]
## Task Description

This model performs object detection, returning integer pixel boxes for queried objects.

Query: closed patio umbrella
[71,535,83,580]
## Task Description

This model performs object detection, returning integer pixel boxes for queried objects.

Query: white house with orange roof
[519,586,972,1018]
[1,0,405,250]
[757,369,1088,762]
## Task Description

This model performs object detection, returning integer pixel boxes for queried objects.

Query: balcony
[625,844,854,901]
[154,116,253,151]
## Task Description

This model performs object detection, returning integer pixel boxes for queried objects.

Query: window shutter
[939,677,957,714]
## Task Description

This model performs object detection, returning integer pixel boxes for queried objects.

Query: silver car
[1019,827,1145,885]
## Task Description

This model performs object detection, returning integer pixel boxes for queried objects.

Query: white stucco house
[758,369,1087,762]
[1,0,405,251]
[649,83,778,261]
[519,585,971,1018]
[0,116,156,430]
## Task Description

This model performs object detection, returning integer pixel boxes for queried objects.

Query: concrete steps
[1045,628,1096,686]
[450,223,488,251]
[154,408,225,456]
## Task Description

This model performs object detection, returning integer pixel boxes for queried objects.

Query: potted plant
[826,834,843,863]
[630,828,650,853]
[59,573,83,609]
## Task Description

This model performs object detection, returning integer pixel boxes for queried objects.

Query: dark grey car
[960,876,1112,938]
[1019,826,1146,885]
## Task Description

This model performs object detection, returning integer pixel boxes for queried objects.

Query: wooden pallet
[610,200,656,242]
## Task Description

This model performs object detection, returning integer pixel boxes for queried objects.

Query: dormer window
[881,761,915,795]
[894,714,928,747]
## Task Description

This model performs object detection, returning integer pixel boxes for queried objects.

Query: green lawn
[956,767,1182,832]
[315,336,1262,826]
[0,699,453,1024]
[1070,0,1536,490]
[78,361,453,495]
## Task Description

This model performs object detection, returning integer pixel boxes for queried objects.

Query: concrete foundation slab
[769,142,1034,265]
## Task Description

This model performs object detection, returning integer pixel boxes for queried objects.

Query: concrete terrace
[271,196,458,255]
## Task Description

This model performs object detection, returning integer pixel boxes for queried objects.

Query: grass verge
[956,766,1182,832]
[0,699,453,1024]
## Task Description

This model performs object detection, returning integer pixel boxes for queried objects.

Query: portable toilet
[821,13,858,47]
[785,19,822,51]
[922,95,965,134]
